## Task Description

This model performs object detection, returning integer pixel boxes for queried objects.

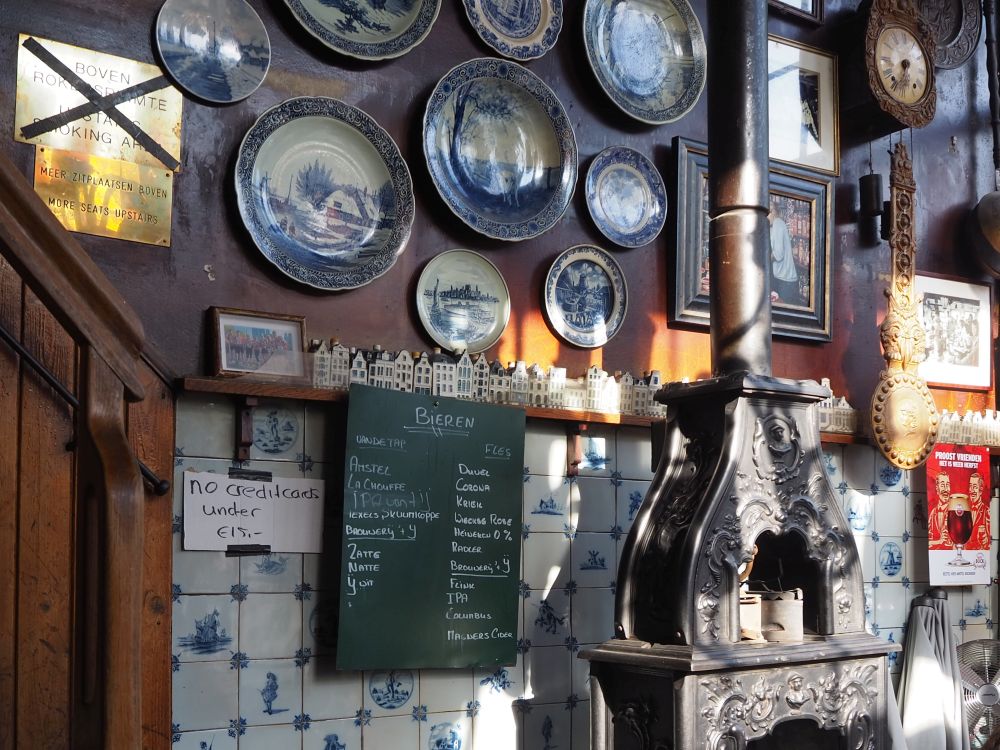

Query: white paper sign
[183,470,325,553]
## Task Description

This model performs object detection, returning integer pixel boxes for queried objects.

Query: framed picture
[915,275,993,389]
[210,307,306,379]
[768,35,838,175]
[672,136,832,342]
[768,0,823,24]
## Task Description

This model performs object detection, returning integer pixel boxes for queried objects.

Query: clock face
[875,25,930,105]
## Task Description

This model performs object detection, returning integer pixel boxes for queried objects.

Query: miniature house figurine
[527,363,547,406]
[431,348,456,397]
[393,349,414,392]
[349,348,368,386]
[472,354,491,401]
[455,351,473,400]
[330,340,351,389]
[311,339,330,388]
[413,352,432,395]
[489,359,510,404]
[548,366,566,408]
[509,361,529,405]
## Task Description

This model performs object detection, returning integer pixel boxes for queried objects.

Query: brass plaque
[15,34,183,170]
[34,147,173,246]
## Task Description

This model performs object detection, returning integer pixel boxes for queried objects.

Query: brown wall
[0,0,995,411]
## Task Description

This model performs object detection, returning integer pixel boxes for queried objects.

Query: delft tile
[172,729,236,750]
[240,658,302,726]
[241,553,303,593]
[852,534,876,583]
[524,481,573,534]
[616,480,651,535]
[905,537,930,582]
[875,584,906,630]
[475,655,524,704]
[572,477,617,533]
[473,693,521,750]
[172,659,237,731]
[965,623,994,643]
[571,698,591,749]
[877,537,904,581]
[173,458,235,518]
[239,723,302,750]
[843,444,876,491]
[904,582,929,614]
[249,400,305,462]
[303,596,338,657]
[963,585,992,623]
[570,653,592,699]
[819,443,844,488]
[420,712,472,750]
[617,426,655,481]
[863,583,875,632]
[524,646,571,704]
[241,593,302,659]
[524,422,568,477]
[303,403,329,466]
[173,535,239,596]
[844,490,873,535]
[306,719,360,749]
[571,533,617,588]
[572,588,615,646]
[364,668,418,717]
[873,492,907,538]
[522,532,571,594]
[420,669,475,714]
[907,492,929,537]
[577,427,615,477]
[362,713,418,748]
[523,703,571,750]
[302,658,362,721]
[875,453,906,492]
[176,393,235,459]
[173,594,238,662]
[881,628,903,672]
[526,595,572,647]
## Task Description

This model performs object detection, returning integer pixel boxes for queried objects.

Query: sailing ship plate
[416,249,511,354]
[283,0,441,60]
[235,97,414,290]
[544,244,627,348]
[423,58,577,241]
[155,0,270,103]
[585,146,666,248]
[462,0,563,60]
[583,0,707,124]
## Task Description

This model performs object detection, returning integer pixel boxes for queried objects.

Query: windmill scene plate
[416,249,511,353]
[462,0,563,60]
[585,146,666,247]
[423,58,577,241]
[544,244,627,348]
[235,97,414,290]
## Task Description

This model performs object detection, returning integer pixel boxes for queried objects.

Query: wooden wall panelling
[16,288,77,748]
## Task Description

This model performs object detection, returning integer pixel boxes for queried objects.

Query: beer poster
[927,443,991,585]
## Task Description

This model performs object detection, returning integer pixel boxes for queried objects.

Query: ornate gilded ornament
[869,143,938,468]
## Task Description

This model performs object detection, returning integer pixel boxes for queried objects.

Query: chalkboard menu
[336,384,525,670]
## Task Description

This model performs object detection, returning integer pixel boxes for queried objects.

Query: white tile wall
[172,394,997,748]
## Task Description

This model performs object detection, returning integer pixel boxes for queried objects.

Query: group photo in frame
[210,306,306,379]
[768,0,824,24]
[915,274,993,389]
[768,34,838,175]
[672,137,833,342]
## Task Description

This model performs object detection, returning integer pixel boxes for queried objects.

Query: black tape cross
[19,37,180,172]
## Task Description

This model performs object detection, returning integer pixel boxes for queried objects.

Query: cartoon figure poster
[927,443,991,585]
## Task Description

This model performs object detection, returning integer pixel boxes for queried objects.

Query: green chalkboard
[336,384,525,670]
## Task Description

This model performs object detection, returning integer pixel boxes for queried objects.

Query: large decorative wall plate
[583,0,706,124]
[235,97,414,291]
[544,245,627,348]
[283,0,441,60]
[416,249,511,354]
[925,0,981,70]
[462,0,563,60]
[585,146,666,248]
[423,58,577,241]
[155,0,270,103]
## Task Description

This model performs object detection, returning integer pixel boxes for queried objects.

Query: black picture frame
[768,0,824,25]
[672,136,833,342]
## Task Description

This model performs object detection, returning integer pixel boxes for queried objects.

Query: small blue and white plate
[423,58,577,241]
[462,0,563,60]
[544,244,627,348]
[252,407,299,454]
[283,0,441,60]
[585,146,666,248]
[416,249,510,354]
[155,0,270,103]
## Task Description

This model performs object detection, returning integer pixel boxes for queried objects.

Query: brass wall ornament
[869,142,939,468]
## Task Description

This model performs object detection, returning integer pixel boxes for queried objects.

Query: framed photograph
[672,136,832,342]
[915,275,992,389]
[768,35,838,175]
[768,0,823,24]
[210,307,306,379]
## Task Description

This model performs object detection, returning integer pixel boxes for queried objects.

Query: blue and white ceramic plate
[283,0,441,60]
[585,146,666,248]
[416,249,511,354]
[252,407,299,454]
[235,97,414,290]
[462,0,563,60]
[544,244,627,348]
[583,0,707,124]
[155,0,270,103]
[423,58,577,241]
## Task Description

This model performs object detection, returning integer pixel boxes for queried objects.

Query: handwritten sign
[336,385,524,670]
[182,471,325,553]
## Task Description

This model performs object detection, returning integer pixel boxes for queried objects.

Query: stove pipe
[707,0,772,376]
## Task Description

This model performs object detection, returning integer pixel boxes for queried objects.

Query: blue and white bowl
[462,0,563,60]
[585,146,666,248]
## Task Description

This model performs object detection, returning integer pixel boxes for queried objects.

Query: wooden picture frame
[915,274,993,390]
[768,0,824,24]
[209,306,306,379]
[768,35,838,175]
[672,137,833,342]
